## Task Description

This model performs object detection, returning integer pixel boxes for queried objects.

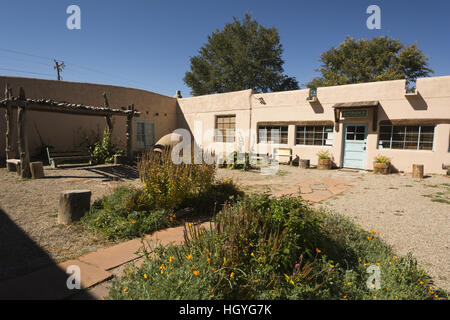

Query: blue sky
[1,0,449,97]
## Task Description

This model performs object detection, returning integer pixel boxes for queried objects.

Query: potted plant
[317,150,332,170]
[373,155,391,174]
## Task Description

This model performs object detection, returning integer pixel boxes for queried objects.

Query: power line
[0,46,150,88]
[0,67,54,77]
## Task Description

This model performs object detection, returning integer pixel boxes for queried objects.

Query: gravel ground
[0,164,141,281]
[312,173,450,291]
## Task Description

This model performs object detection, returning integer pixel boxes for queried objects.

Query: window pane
[355,133,365,140]
[346,133,355,140]
[392,126,405,141]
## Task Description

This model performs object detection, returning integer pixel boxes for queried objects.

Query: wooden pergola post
[17,87,31,178]
[126,104,134,162]
[4,84,15,161]
[103,92,113,133]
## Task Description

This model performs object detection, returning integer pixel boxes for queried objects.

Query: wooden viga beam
[0,98,140,117]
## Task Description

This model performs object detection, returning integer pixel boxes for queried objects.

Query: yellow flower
[315,248,321,253]
[434,294,439,299]
[123,287,128,292]
[189,223,192,228]
[330,265,335,268]
[101,296,105,300]
[212,267,217,272]
[367,236,373,240]
[186,254,192,261]
[169,256,174,263]
[210,289,214,294]
[376,263,380,267]
[170,217,173,222]
[290,279,295,285]
[144,273,148,279]
[207,258,211,263]
[429,291,434,294]
[369,230,376,234]
[193,270,200,276]
[131,221,136,224]
[230,272,235,278]
[160,264,166,269]
[389,261,392,265]
[160,270,164,275]
[343,296,347,299]
[250,252,255,257]
[173,243,177,247]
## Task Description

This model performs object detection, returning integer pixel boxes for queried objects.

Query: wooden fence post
[17,87,31,178]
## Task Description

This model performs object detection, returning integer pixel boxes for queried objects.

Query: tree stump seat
[6,159,21,172]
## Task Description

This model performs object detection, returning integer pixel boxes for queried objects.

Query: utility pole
[54,59,65,80]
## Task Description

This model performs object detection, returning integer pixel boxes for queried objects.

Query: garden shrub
[81,186,173,240]
[108,194,448,300]
[138,149,216,211]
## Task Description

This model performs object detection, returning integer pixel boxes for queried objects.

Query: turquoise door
[342,124,368,169]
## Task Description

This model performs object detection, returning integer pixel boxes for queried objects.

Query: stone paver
[276,173,358,204]
[328,185,352,195]
[78,238,144,270]
[301,190,334,203]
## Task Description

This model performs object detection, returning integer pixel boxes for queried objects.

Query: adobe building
[1,75,449,174]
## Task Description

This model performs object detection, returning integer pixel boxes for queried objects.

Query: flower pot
[373,161,390,174]
[317,158,332,170]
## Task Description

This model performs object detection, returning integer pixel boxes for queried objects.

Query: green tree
[184,13,299,96]
[307,36,434,89]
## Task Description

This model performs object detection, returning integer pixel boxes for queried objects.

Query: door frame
[341,123,368,169]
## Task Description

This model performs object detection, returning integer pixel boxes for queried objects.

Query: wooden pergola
[0,84,140,178]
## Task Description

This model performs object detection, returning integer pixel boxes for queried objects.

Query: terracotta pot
[373,161,390,174]
[317,158,332,170]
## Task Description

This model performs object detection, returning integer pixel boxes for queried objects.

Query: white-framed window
[296,125,333,146]
[258,125,288,144]
[215,115,236,143]
[378,125,434,151]
[135,120,155,149]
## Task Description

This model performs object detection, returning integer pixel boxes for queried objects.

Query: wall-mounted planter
[318,158,332,170]
[373,161,390,174]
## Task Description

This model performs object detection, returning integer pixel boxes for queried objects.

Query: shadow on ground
[0,209,95,300]
[44,164,139,181]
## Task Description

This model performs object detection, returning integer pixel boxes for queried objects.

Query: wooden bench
[275,148,292,164]
[47,147,91,168]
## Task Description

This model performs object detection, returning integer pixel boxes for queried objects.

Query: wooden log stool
[58,190,92,224]
[30,161,45,179]
[412,164,424,179]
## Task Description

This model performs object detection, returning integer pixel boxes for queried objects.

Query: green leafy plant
[89,129,118,164]
[374,155,391,164]
[317,150,331,160]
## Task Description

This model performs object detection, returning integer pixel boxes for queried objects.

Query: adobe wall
[0,76,178,160]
